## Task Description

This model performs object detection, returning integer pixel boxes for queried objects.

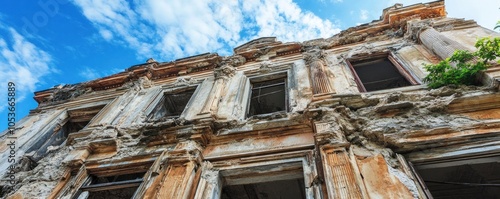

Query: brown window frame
[346,52,419,92]
[246,73,289,118]
[79,177,144,192]
[71,159,154,199]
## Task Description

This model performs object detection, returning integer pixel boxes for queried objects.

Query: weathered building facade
[1,1,500,198]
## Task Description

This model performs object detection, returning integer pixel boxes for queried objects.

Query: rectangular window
[150,88,196,120]
[221,161,306,199]
[247,77,287,117]
[347,54,417,92]
[78,172,146,199]
[25,105,106,163]
[412,157,500,199]
[222,178,306,199]
[65,105,106,135]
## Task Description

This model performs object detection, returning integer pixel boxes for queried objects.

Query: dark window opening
[79,172,146,199]
[414,158,500,199]
[221,161,305,199]
[25,105,105,162]
[247,78,287,117]
[64,105,106,136]
[62,121,90,138]
[150,88,195,120]
[347,56,416,92]
[222,178,306,199]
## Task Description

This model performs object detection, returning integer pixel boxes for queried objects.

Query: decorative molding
[214,64,236,79]
[304,50,335,95]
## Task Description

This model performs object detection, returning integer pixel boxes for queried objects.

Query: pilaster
[304,50,335,97]
[141,141,203,199]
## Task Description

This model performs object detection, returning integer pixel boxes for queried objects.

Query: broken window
[413,157,500,199]
[25,105,106,162]
[77,172,146,199]
[220,161,306,199]
[347,54,417,92]
[222,178,306,199]
[247,77,287,117]
[150,88,196,120]
[64,105,106,136]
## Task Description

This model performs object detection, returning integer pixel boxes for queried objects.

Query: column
[419,27,469,60]
[304,50,335,95]
[139,141,203,199]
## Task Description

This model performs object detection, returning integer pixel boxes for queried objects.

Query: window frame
[246,72,289,118]
[220,161,306,198]
[66,157,155,199]
[346,52,419,92]
[409,155,500,198]
[195,150,318,199]
[77,172,146,196]
[148,85,198,120]
[25,104,108,163]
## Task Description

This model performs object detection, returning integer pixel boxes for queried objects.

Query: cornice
[33,0,460,107]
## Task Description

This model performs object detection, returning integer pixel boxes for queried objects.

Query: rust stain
[356,155,414,199]
[203,132,314,159]
[324,149,362,199]
[157,165,188,198]
[310,60,334,95]
[460,108,500,119]
[155,161,197,199]
[400,126,500,143]
[6,193,23,199]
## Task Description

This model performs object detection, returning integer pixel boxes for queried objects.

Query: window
[347,54,417,92]
[220,161,306,199]
[413,157,500,199]
[195,150,318,198]
[25,105,106,162]
[64,105,106,135]
[77,172,146,199]
[222,178,306,199]
[247,77,287,117]
[150,88,196,120]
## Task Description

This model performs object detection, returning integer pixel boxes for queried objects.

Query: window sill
[360,85,427,95]
[247,111,287,120]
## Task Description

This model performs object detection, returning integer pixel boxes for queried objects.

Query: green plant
[423,37,500,88]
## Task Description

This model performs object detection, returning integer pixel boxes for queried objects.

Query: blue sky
[1,0,499,131]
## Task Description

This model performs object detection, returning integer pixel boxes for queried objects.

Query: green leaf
[424,36,500,89]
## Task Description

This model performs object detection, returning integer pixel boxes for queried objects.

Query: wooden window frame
[79,177,144,192]
[246,72,289,118]
[346,52,419,92]
[65,156,155,199]
[195,150,319,199]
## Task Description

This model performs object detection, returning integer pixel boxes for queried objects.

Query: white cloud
[99,29,113,41]
[78,66,121,80]
[360,9,369,21]
[71,0,341,60]
[79,67,102,80]
[318,0,342,3]
[0,27,53,112]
